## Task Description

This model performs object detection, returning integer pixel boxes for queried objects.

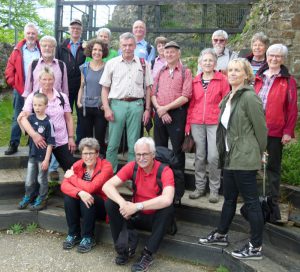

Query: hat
[70,19,82,26]
[164,41,180,49]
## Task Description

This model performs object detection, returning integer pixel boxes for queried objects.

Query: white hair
[212,29,228,40]
[97,27,112,39]
[119,32,136,43]
[134,137,156,154]
[40,35,57,48]
[266,44,288,59]
[198,48,218,64]
[24,23,39,36]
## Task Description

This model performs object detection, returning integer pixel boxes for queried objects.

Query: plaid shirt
[258,71,279,110]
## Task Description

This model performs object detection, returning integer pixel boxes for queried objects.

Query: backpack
[146,42,153,57]
[131,146,185,205]
[33,90,65,110]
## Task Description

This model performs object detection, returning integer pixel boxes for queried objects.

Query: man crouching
[103,137,175,272]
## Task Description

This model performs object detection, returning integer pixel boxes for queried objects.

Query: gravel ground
[0,229,214,272]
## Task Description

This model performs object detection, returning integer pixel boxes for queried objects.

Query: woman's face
[267,50,284,70]
[97,31,109,43]
[39,73,55,91]
[92,43,103,61]
[252,40,267,59]
[227,62,248,89]
[81,147,98,168]
[200,53,216,73]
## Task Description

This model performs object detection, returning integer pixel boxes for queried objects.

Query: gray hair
[134,137,156,154]
[198,48,218,64]
[97,27,112,39]
[39,66,55,80]
[24,23,39,36]
[251,32,269,47]
[119,32,136,43]
[78,138,100,153]
[212,30,228,40]
[266,44,288,59]
[40,35,57,48]
[228,58,254,85]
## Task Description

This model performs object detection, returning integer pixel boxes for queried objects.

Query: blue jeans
[25,158,48,199]
[217,169,264,248]
[69,91,82,145]
[10,90,24,146]
[49,154,59,172]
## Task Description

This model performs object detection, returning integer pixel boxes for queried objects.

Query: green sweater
[85,48,118,63]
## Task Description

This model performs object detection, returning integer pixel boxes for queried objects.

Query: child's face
[33,97,47,115]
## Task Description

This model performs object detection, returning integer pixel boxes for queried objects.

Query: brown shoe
[49,171,59,181]
[189,189,205,199]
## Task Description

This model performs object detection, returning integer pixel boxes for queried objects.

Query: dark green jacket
[217,85,267,170]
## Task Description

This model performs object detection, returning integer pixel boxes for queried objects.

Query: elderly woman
[200,59,267,260]
[186,48,230,203]
[254,44,298,223]
[77,39,109,158]
[151,36,168,80]
[246,32,269,75]
[61,138,113,253]
[18,66,76,171]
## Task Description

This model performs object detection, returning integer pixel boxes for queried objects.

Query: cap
[164,41,180,49]
[70,19,82,26]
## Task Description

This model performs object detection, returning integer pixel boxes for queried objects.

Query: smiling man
[103,137,175,272]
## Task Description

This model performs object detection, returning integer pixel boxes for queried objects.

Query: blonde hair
[38,66,55,80]
[228,58,254,84]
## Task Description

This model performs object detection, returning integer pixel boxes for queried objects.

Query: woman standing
[199,59,267,260]
[77,39,109,158]
[254,44,298,223]
[186,48,229,203]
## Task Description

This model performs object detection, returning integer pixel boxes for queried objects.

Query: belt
[119,97,141,102]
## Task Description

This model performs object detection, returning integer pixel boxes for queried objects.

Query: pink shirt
[151,62,192,106]
[151,56,166,81]
[23,88,72,146]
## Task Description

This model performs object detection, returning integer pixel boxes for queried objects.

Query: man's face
[212,35,227,55]
[40,40,55,59]
[25,27,38,46]
[164,47,180,66]
[120,38,136,59]
[69,24,82,40]
[132,21,146,40]
[135,143,155,169]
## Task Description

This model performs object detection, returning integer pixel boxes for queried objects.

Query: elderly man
[4,23,40,155]
[211,29,238,73]
[100,32,152,173]
[103,137,175,272]
[151,41,192,191]
[57,19,86,146]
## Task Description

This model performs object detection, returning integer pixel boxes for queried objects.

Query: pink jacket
[185,71,230,133]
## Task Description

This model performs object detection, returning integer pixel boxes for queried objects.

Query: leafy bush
[9,223,24,234]
[26,222,39,233]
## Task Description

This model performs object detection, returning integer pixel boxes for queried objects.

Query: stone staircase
[0,147,299,272]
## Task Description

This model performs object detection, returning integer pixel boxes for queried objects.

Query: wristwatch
[136,202,144,212]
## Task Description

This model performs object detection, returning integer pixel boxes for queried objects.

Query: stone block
[281,30,296,39]
[292,14,300,29]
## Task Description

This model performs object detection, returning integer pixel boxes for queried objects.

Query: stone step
[0,198,298,272]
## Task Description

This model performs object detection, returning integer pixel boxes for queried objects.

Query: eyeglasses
[70,26,82,31]
[213,39,226,43]
[41,44,54,48]
[82,152,97,157]
[135,152,152,159]
[268,54,283,59]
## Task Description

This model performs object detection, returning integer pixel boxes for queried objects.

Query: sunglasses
[213,39,226,43]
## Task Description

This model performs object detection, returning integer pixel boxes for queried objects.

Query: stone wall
[0,43,13,90]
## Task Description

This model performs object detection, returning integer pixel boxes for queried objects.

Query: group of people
[4,16,298,271]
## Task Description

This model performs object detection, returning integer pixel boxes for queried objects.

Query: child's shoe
[29,196,47,211]
[18,195,31,209]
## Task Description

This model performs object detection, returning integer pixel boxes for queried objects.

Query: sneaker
[49,171,60,181]
[29,196,47,211]
[131,251,154,272]
[231,242,262,260]
[77,237,96,253]
[5,143,18,155]
[189,189,205,199]
[115,252,129,265]
[18,195,31,209]
[199,229,229,246]
[209,192,219,203]
[63,235,81,250]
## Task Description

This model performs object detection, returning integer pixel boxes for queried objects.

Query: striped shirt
[100,55,153,99]
[82,171,92,182]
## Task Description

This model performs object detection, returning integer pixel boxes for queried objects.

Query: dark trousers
[53,144,77,171]
[78,107,108,158]
[64,194,106,238]
[69,91,82,145]
[217,169,264,248]
[266,136,283,220]
[154,107,187,170]
[105,199,174,253]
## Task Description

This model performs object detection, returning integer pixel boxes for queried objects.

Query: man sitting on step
[103,137,174,272]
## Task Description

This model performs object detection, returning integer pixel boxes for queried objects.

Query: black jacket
[56,38,85,93]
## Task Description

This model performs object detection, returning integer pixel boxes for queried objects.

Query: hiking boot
[209,192,219,203]
[131,251,154,272]
[63,235,81,250]
[115,252,129,265]
[18,195,31,209]
[198,229,229,246]
[5,143,18,155]
[231,242,262,260]
[49,171,60,181]
[189,189,205,199]
[29,196,47,211]
[77,237,96,253]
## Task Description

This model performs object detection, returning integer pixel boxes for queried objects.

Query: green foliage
[25,222,39,233]
[216,265,230,272]
[182,56,198,77]
[9,223,24,234]
[48,180,60,197]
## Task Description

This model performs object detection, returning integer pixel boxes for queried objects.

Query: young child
[18,93,55,211]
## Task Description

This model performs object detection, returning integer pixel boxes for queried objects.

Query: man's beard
[213,45,224,56]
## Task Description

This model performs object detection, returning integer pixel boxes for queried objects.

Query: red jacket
[185,71,230,133]
[5,39,40,95]
[254,64,298,138]
[61,158,113,200]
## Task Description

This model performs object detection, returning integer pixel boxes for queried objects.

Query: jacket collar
[193,71,224,83]
[256,63,290,78]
